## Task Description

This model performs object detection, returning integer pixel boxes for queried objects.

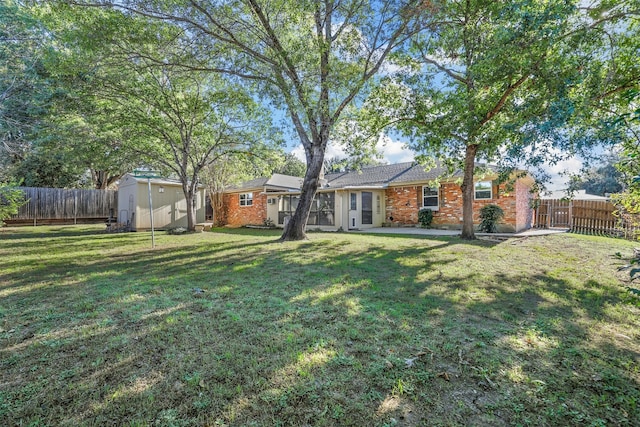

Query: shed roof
[119,173,204,189]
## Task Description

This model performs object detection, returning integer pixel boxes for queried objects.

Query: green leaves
[478,204,505,233]
[0,181,27,226]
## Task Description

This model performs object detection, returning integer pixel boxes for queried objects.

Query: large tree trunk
[211,191,225,227]
[279,145,325,241]
[460,144,478,240]
[92,169,121,190]
[182,182,197,232]
[92,170,108,190]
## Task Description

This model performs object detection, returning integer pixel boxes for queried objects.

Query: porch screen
[278,195,299,224]
[278,193,334,226]
[308,193,335,226]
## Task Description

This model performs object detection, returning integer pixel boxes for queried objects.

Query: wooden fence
[7,187,117,226]
[535,199,572,228]
[535,199,640,239]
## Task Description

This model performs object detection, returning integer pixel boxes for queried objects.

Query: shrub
[0,182,26,227]
[478,204,504,233]
[615,250,640,301]
[418,208,434,228]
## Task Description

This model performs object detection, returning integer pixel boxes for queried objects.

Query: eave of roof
[121,173,205,188]
[226,162,533,194]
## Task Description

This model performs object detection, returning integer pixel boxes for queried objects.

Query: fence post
[33,190,37,227]
[569,201,573,231]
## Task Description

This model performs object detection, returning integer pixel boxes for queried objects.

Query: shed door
[128,194,134,223]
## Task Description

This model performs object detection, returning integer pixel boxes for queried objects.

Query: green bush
[0,182,26,227]
[478,204,504,233]
[418,208,434,228]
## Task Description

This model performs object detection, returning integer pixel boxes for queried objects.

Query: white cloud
[290,144,305,161]
[542,156,584,190]
[376,134,415,163]
[290,142,349,162]
[291,133,415,166]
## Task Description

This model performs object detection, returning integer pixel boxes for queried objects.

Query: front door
[349,192,358,229]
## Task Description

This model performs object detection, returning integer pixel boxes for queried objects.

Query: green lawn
[1,225,639,426]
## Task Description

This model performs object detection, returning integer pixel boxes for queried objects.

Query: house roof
[324,162,456,188]
[540,189,610,201]
[226,161,521,194]
[229,177,269,191]
[225,174,303,193]
[268,174,304,190]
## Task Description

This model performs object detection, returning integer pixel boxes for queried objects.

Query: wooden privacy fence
[8,187,117,226]
[535,199,640,239]
[535,199,572,228]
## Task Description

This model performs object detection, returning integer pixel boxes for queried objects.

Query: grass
[0,225,639,426]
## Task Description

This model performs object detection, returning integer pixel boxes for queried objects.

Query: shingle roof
[324,162,458,188]
[227,161,502,193]
[268,174,303,189]
[226,177,269,192]
[541,189,609,201]
[225,174,303,192]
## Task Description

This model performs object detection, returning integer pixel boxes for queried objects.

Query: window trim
[239,192,254,207]
[350,193,357,211]
[361,191,373,225]
[474,181,493,200]
[422,186,439,211]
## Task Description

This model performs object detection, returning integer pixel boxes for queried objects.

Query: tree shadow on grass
[0,225,110,240]
[0,227,638,426]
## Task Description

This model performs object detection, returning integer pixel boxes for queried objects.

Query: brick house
[220,162,535,233]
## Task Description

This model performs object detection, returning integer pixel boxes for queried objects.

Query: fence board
[8,187,117,225]
[534,199,638,239]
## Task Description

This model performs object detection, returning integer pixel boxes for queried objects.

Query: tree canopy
[3,0,638,236]
[0,1,50,182]
[55,5,279,229]
[358,0,639,238]
[65,0,428,240]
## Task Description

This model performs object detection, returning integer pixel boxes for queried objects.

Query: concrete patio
[354,227,569,238]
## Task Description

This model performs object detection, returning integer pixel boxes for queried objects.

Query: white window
[422,186,439,211]
[474,181,492,200]
[239,192,253,206]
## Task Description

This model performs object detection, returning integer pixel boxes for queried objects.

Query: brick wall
[221,191,267,227]
[386,181,531,232]
[515,181,534,231]
[384,186,421,224]
[432,183,463,227]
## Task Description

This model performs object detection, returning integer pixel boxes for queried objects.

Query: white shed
[117,174,206,230]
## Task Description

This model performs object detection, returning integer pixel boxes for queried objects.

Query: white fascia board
[341,185,388,190]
